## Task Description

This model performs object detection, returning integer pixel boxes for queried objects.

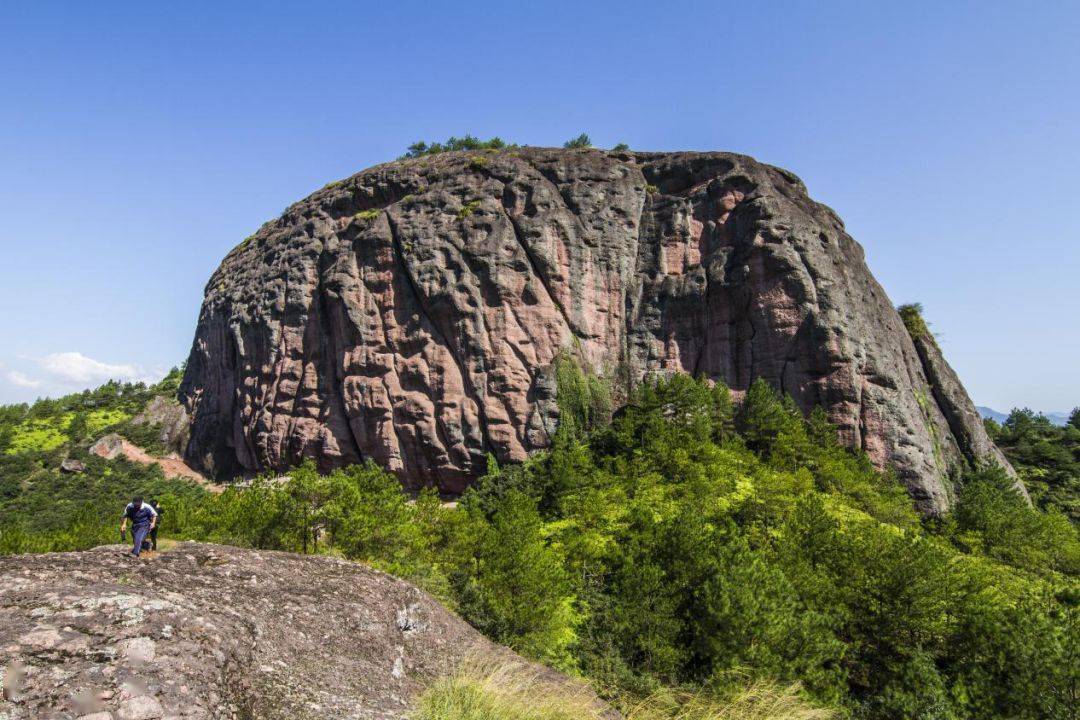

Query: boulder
[59,458,86,474]
[130,396,190,455]
[179,147,1016,514]
[88,434,123,460]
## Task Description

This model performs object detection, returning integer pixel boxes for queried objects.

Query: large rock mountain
[180,147,1012,514]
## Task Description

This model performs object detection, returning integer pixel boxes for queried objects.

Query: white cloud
[6,371,41,388]
[38,352,148,385]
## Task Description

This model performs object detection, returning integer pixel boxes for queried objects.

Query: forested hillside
[0,367,207,548]
[1,365,1078,719]
[985,408,1080,523]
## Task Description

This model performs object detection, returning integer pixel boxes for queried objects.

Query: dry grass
[412,654,603,720]
[412,655,833,720]
[624,682,834,720]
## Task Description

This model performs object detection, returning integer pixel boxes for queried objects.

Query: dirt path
[91,434,225,493]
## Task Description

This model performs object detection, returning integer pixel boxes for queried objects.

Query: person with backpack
[120,496,157,557]
[148,499,163,551]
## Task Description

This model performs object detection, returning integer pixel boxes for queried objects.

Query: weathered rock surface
[180,147,1014,513]
[0,543,572,719]
[60,458,86,474]
[89,434,124,461]
[130,396,190,457]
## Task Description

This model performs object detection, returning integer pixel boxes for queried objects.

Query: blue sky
[0,1,1077,413]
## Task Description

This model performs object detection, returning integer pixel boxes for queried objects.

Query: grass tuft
[625,682,833,720]
[897,303,930,340]
[412,656,832,720]
[413,654,603,720]
[457,200,481,220]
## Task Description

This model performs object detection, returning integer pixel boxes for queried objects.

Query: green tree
[735,378,809,465]
[563,133,592,149]
[554,353,611,438]
[455,491,579,669]
[952,465,1080,575]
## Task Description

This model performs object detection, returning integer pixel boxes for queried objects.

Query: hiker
[120,496,157,557]
[148,498,163,551]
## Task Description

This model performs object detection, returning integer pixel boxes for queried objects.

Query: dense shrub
[563,133,592,149]
[985,407,1080,523]
[897,303,930,340]
[403,135,513,158]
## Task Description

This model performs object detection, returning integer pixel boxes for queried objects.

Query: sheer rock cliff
[180,147,1013,514]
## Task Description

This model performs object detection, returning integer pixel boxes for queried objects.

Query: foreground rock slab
[0,543,527,719]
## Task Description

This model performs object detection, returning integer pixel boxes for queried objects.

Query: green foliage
[458,200,481,219]
[0,450,207,555]
[554,353,612,438]
[403,135,511,158]
[5,369,1078,720]
[987,407,1080,523]
[355,208,381,222]
[897,303,930,340]
[612,143,630,152]
[468,155,489,170]
[645,184,659,195]
[563,133,592,149]
[0,366,202,553]
[4,416,69,454]
[454,491,579,669]
[947,464,1080,574]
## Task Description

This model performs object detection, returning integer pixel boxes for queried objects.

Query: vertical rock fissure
[910,336,977,470]
[384,212,496,457]
[500,203,576,339]
[314,242,367,464]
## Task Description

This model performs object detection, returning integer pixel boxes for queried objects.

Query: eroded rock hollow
[180,147,1011,514]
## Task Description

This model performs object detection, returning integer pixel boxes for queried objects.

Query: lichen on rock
[0,543,565,719]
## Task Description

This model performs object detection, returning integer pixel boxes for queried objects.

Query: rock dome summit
[180,146,1012,514]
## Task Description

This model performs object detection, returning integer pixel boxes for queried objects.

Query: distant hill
[977,406,1010,424]
[978,406,1071,427]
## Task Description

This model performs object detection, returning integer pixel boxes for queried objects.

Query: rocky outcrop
[908,327,1025,499]
[180,147,1015,514]
[130,396,190,457]
[60,458,86,474]
[0,543,586,719]
[89,434,124,461]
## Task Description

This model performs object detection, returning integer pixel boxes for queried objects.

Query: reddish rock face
[180,147,1013,514]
